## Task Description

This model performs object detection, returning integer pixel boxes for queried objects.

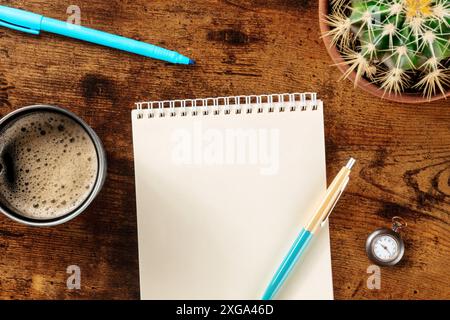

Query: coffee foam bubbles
[0,112,99,220]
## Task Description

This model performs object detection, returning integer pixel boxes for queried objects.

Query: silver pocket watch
[366,217,407,266]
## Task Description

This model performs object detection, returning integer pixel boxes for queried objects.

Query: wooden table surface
[0,0,449,300]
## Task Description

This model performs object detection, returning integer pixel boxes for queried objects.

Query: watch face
[372,234,398,261]
[366,228,405,266]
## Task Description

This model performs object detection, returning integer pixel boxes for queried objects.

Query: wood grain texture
[0,0,449,300]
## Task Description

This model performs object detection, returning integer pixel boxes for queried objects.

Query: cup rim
[0,105,107,227]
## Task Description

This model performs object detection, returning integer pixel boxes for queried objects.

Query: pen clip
[320,177,350,228]
[0,20,40,35]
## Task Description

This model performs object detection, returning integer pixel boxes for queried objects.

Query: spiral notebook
[132,93,334,300]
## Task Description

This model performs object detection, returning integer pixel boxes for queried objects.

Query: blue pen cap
[0,5,43,34]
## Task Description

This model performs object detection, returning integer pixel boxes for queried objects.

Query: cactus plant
[324,0,450,99]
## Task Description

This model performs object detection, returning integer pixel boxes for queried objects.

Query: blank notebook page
[132,95,333,300]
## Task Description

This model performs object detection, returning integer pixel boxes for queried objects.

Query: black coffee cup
[0,105,107,226]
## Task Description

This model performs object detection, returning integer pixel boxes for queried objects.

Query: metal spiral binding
[135,93,319,119]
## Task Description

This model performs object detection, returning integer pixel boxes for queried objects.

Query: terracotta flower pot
[318,0,450,104]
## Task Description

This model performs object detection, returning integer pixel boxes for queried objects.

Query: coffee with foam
[0,111,99,220]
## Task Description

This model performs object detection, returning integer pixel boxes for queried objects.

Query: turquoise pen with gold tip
[262,158,356,300]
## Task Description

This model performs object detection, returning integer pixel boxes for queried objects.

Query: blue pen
[262,158,356,300]
[0,5,195,65]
